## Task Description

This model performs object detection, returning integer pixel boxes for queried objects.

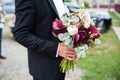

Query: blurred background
[0,0,120,80]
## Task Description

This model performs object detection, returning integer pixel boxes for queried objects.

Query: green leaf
[64,38,72,45]
[58,33,65,41]
[64,32,70,39]
[75,44,88,58]
[80,1,89,9]
[58,33,70,41]
[94,39,101,45]
[83,1,89,8]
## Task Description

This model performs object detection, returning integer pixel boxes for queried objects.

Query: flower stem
[60,58,75,73]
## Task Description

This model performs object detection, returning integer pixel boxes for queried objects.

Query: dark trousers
[0,28,2,56]
[33,71,65,80]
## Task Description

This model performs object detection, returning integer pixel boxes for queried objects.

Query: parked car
[64,2,112,33]
[90,12,112,33]
[3,2,15,14]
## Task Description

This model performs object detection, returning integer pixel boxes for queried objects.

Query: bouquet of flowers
[52,2,101,73]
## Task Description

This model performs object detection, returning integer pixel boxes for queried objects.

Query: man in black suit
[13,0,77,80]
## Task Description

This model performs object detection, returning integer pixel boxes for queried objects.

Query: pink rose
[52,28,65,37]
[52,19,64,30]
[73,33,80,47]
[67,25,78,36]
[52,19,65,37]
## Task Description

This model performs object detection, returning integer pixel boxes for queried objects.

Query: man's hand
[58,43,77,61]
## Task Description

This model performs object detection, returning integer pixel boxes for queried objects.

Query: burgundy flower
[52,19,64,30]
[87,24,100,39]
[79,30,89,43]
[73,29,88,47]
[73,33,80,47]
[52,19,65,37]
[52,28,65,37]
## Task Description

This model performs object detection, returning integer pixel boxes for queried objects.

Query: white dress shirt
[53,0,68,20]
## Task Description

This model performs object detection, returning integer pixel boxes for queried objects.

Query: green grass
[109,11,120,20]
[109,11,120,26]
[77,29,120,80]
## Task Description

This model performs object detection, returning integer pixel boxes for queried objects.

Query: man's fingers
[66,56,74,61]
[66,54,76,58]
[66,47,74,51]
[67,51,76,55]
[62,43,74,51]
[66,56,77,61]
[65,54,77,61]
[58,42,77,61]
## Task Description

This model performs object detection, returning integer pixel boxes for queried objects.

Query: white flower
[82,11,91,29]
[67,25,78,36]
[84,20,91,29]
[78,9,85,19]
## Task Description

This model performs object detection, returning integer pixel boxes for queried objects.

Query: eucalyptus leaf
[63,17,70,27]
[94,39,101,45]
[58,33,65,41]
[75,44,88,58]
[58,33,71,42]
[64,38,71,45]
[84,44,89,50]
[63,33,70,39]
[76,50,86,58]
[80,51,86,57]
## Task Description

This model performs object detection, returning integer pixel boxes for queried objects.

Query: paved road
[0,39,32,80]
[0,39,83,80]
[113,27,120,40]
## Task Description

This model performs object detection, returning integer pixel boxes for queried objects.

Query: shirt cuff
[56,43,60,57]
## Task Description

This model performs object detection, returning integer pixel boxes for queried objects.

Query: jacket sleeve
[14,0,58,58]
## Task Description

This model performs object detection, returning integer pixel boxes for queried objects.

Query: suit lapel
[48,0,59,17]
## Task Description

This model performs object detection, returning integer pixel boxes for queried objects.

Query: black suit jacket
[14,0,63,80]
